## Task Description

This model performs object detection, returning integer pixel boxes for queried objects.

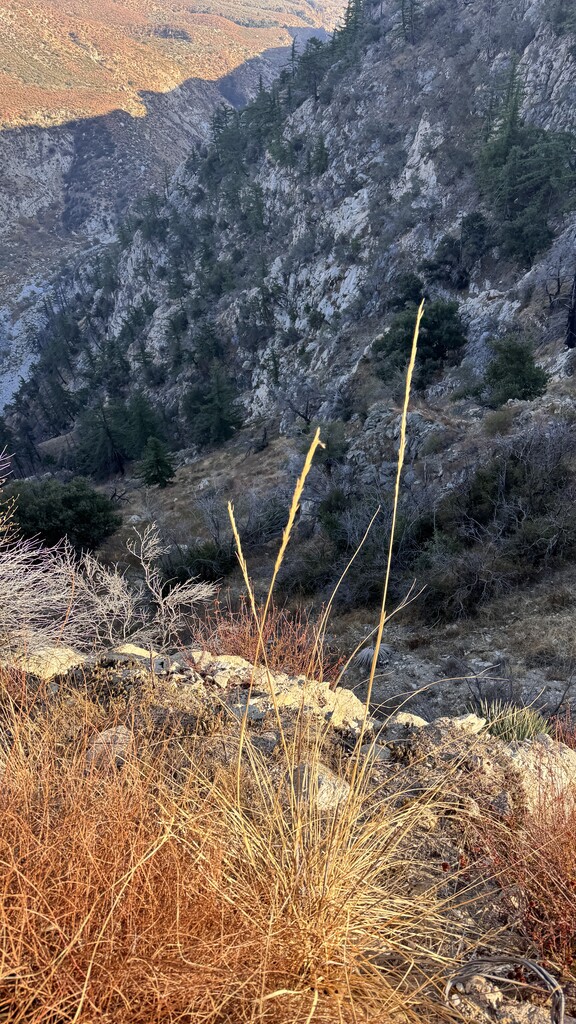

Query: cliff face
[2,0,576,448]
[0,8,336,353]
[0,32,339,409]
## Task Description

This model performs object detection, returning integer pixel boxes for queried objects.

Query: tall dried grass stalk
[364,299,424,725]
[228,428,325,797]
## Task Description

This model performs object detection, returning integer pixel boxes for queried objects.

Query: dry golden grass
[0,679,464,1024]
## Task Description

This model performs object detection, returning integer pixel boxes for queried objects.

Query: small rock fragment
[86,726,133,768]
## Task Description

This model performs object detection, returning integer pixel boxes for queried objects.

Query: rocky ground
[9,640,575,1024]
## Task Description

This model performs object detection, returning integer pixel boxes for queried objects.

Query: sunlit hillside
[0,0,345,128]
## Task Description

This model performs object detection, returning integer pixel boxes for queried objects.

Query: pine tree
[75,402,129,479]
[136,437,176,488]
[311,135,329,175]
[126,392,164,458]
[183,362,242,447]
[400,0,421,44]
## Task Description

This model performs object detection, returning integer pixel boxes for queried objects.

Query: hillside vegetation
[0,0,344,127]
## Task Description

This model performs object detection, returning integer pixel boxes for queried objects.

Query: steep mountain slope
[0,1,343,351]
[3,0,576,635]
[0,0,344,128]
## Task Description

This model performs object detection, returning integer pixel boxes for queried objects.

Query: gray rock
[504,733,576,815]
[86,726,133,768]
[360,742,393,764]
[432,713,486,736]
[250,730,280,755]
[290,762,351,812]
[382,711,429,742]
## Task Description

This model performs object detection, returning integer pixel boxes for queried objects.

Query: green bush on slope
[3,477,121,552]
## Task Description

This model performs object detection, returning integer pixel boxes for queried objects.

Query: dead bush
[482,797,576,973]
[193,595,344,684]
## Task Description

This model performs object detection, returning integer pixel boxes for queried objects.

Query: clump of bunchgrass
[0,672,465,1024]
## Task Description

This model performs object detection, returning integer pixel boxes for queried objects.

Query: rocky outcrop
[45,645,576,825]
[0,24,331,380]
[53,645,374,740]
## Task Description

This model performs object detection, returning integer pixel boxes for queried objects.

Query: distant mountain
[0,0,344,129]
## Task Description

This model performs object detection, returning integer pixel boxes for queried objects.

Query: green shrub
[419,215,491,290]
[5,477,121,552]
[419,428,456,456]
[483,337,548,407]
[388,273,425,310]
[420,236,470,290]
[483,407,516,436]
[414,425,576,618]
[179,540,237,583]
[374,300,467,387]
[317,487,349,545]
[308,308,326,331]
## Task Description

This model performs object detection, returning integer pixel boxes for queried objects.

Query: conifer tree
[400,0,421,43]
[183,362,242,447]
[126,392,164,458]
[311,135,329,175]
[75,402,129,479]
[136,437,176,488]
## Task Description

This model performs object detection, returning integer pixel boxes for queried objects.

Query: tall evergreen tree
[75,402,129,478]
[183,362,242,447]
[136,437,175,488]
[126,392,164,458]
[400,0,421,44]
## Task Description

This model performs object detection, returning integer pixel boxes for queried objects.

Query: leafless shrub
[125,525,215,649]
[0,452,215,658]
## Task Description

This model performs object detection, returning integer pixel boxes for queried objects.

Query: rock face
[0,53,289,324]
[5,0,576,484]
[505,732,576,815]
[5,646,86,681]
[0,19,333,377]
[57,647,576,818]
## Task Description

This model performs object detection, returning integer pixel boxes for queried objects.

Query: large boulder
[7,645,86,681]
[503,732,576,816]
